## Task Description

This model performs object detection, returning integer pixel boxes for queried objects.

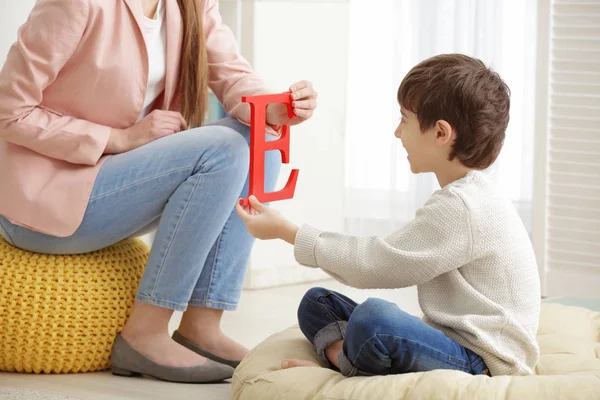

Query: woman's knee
[207,118,281,191]
[205,117,250,140]
[183,126,249,178]
[210,126,250,166]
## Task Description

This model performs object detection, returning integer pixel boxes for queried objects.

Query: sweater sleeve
[294,189,474,289]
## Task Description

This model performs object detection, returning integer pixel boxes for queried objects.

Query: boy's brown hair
[397,54,510,169]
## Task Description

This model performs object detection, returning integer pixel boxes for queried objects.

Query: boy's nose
[395,127,402,139]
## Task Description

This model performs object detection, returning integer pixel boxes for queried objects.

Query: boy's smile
[395,108,434,174]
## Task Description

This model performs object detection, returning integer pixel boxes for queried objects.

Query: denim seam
[203,231,223,304]
[89,165,193,202]
[314,294,356,322]
[0,219,16,246]
[316,292,357,310]
[336,349,359,377]
[187,299,237,312]
[352,334,471,371]
[150,172,204,298]
[136,294,188,311]
[339,334,390,377]
[317,302,341,323]
[188,299,238,307]
[467,351,487,373]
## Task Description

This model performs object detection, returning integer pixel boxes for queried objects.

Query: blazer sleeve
[203,0,281,135]
[0,0,111,165]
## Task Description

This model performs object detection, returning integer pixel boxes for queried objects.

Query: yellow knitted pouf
[0,238,148,374]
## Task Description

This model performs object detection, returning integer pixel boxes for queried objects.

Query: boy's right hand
[105,110,188,154]
[236,195,299,244]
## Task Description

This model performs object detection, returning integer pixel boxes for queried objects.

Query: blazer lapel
[123,0,182,110]
[123,0,146,38]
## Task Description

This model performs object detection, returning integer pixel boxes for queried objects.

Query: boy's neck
[434,162,473,188]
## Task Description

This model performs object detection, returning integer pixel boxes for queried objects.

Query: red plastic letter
[240,93,299,207]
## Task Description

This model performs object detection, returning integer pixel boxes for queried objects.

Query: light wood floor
[0,280,420,400]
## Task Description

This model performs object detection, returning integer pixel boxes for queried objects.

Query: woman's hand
[105,110,188,154]
[236,196,299,244]
[266,81,317,127]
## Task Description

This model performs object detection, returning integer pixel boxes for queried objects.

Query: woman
[0,0,317,383]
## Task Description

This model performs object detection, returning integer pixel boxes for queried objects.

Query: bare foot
[281,359,321,369]
[178,329,249,361]
[120,330,210,368]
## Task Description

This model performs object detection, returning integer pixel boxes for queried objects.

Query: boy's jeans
[298,287,491,377]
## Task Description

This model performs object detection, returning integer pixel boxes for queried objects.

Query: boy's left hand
[236,196,299,244]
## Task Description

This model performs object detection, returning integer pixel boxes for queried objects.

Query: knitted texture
[294,170,541,377]
[0,238,148,374]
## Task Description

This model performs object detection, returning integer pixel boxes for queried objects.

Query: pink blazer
[0,0,275,237]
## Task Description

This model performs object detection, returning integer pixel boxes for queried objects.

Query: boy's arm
[292,190,474,289]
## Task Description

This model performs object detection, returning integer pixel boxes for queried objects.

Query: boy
[236,54,540,377]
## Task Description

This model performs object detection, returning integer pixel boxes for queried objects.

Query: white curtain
[344,0,537,236]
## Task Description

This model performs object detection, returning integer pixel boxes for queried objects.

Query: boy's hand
[236,196,299,244]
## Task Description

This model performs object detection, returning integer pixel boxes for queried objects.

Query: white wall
[0,1,35,62]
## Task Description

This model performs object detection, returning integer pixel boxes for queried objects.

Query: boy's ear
[435,120,454,146]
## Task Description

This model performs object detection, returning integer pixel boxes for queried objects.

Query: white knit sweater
[294,171,541,376]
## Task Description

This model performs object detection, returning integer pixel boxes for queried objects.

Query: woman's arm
[0,0,112,165]
[203,0,268,125]
[202,0,316,129]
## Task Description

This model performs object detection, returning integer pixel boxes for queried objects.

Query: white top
[137,0,167,121]
[294,170,541,376]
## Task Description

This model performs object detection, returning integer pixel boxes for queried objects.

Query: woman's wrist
[105,128,126,154]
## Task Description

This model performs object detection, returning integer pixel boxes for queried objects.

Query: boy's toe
[281,359,320,369]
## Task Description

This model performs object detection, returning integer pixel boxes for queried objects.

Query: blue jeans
[298,287,491,377]
[0,118,281,312]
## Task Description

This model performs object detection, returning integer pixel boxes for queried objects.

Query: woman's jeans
[0,118,281,312]
[298,287,491,377]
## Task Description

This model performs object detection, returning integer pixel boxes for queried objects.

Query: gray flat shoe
[110,334,234,383]
[172,330,241,369]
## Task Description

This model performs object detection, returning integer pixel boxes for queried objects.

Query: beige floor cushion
[233,303,600,400]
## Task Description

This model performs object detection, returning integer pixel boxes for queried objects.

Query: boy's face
[394,108,440,174]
